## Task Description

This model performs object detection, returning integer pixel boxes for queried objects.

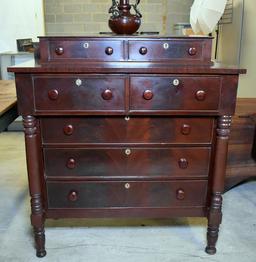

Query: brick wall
[44,0,193,35]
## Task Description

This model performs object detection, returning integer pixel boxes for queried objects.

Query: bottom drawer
[47,180,208,209]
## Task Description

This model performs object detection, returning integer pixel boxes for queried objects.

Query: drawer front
[44,147,211,178]
[41,117,214,144]
[130,76,220,111]
[33,75,125,112]
[47,180,208,208]
[128,39,211,63]
[47,40,124,62]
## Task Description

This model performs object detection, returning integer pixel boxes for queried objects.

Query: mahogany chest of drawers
[9,36,245,257]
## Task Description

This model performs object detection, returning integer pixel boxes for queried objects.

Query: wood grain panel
[44,147,211,178]
[47,180,208,209]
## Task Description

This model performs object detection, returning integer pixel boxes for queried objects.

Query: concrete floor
[0,131,255,262]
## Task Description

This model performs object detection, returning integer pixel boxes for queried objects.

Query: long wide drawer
[47,180,208,209]
[33,75,126,112]
[41,117,214,145]
[44,147,211,178]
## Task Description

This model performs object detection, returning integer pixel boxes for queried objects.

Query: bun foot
[205,246,216,255]
[36,250,47,258]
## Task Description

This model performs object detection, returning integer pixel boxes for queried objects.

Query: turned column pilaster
[206,115,232,255]
[23,116,46,258]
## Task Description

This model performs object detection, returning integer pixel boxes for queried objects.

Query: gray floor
[0,132,255,262]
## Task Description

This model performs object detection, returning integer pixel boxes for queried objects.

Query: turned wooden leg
[23,116,46,257]
[206,116,231,255]
[206,192,222,255]
[34,227,46,257]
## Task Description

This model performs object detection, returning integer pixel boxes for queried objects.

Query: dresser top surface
[8,60,246,75]
[39,35,213,40]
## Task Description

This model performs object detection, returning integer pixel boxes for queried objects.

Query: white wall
[0,0,45,52]
[218,0,256,97]
[238,0,256,97]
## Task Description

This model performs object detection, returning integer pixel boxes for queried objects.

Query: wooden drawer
[41,39,124,62]
[128,39,212,63]
[130,76,221,112]
[33,75,125,112]
[44,147,211,178]
[41,117,214,145]
[47,180,208,208]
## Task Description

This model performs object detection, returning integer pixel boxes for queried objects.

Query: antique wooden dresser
[9,36,245,257]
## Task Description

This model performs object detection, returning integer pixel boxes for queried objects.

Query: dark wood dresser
[9,36,246,257]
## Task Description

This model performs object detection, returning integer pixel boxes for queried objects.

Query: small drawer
[33,75,125,112]
[41,117,214,145]
[130,76,221,112]
[44,147,211,178]
[47,180,208,209]
[42,40,124,62]
[128,39,212,63]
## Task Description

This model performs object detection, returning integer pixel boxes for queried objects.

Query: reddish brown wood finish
[130,76,220,111]
[40,117,214,145]
[47,180,208,209]
[33,75,126,112]
[9,36,246,257]
[43,147,211,179]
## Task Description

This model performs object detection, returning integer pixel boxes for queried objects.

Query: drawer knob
[172,79,180,87]
[176,189,185,200]
[55,46,64,55]
[102,89,113,100]
[125,183,130,189]
[125,148,131,156]
[181,124,191,135]
[125,116,130,121]
[143,90,154,100]
[105,47,114,55]
[63,125,74,136]
[48,89,59,100]
[195,90,206,101]
[66,158,76,169]
[68,191,78,202]
[178,158,188,169]
[139,47,148,55]
[188,47,197,56]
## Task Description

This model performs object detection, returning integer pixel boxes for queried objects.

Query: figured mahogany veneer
[8,35,246,257]
[47,180,208,209]
[39,36,213,65]
[44,147,211,179]
[41,117,214,144]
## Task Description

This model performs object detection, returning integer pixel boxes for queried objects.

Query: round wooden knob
[63,125,74,136]
[188,47,197,56]
[143,90,154,100]
[195,90,206,101]
[176,189,185,200]
[68,191,78,202]
[181,124,191,135]
[139,47,148,55]
[66,158,76,169]
[178,158,188,169]
[55,46,64,55]
[48,89,59,100]
[102,89,113,100]
[105,47,114,55]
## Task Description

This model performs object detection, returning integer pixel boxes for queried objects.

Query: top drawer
[40,39,124,63]
[38,37,212,65]
[128,39,212,63]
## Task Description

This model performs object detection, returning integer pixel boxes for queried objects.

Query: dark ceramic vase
[108,0,142,35]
